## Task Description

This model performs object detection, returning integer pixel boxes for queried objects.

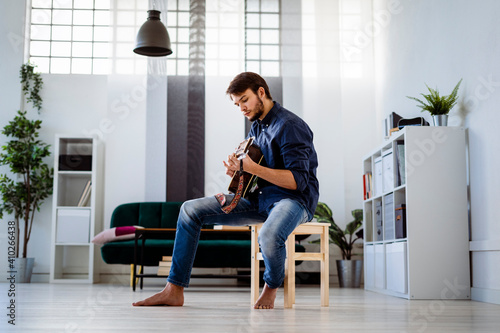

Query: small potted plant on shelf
[0,63,53,283]
[407,79,462,126]
[313,202,363,288]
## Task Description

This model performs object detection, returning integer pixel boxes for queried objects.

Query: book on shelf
[363,172,372,200]
[159,261,172,267]
[375,200,383,241]
[82,185,91,206]
[157,267,171,276]
[369,173,372,198]
[374,156,383,197]
[384,193,395,240]
[363,174,367,200]
[77,180,92,207]
[382,149,394,193]
[213,225,250,231]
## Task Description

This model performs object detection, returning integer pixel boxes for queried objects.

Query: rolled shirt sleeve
[280,124,314,192]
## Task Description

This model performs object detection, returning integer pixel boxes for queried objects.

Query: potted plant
[314,202,363,288]
[0,63,53,282]
[407,79,462,126]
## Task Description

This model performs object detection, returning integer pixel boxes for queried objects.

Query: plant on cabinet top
[407,79,462,116]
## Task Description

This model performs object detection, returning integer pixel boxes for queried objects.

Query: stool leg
[130,264,134,287]
[284,233,295,308]
[320,225,330,307]
[131,264,140,290]
[251,225,260,306]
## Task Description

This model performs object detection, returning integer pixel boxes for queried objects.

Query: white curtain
[299,0,376,223]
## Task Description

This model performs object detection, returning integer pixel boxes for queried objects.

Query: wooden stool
[251,222,330,308]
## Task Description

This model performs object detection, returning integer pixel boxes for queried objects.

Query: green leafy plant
[407,79,462,115]
[313,202,363,260]
[0,63,53,258]
[20,63,44,113]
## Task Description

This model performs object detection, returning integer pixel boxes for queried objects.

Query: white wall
[373,0,500,304]
[205,76,245,196]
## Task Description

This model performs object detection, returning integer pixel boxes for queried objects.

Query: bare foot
[133,283,184,306]
[254,284,277,309]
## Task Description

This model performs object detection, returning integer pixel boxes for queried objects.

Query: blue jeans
[167,196,311,289]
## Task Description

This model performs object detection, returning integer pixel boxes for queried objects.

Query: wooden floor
[4,282,500,332]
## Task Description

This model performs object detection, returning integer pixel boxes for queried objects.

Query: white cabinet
[362,127,470,299]
[365,245,375,289]
[50,136,102,283]
[56,209,91,243]
[374,244,385,290]
[386,242,407,294]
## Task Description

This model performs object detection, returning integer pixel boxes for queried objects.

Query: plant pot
[13,258,35,283]
[336,259,362,288]
[432,115,448,126]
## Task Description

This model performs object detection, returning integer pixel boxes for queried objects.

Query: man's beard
[249,97,265,122]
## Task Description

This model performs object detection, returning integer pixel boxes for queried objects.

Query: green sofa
[100,201,305,289]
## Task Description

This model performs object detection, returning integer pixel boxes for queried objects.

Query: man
[133,72,319,309]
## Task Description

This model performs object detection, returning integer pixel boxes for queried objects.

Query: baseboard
[469,239,500,251]
[471,287,500,305]
[31,273,50,283]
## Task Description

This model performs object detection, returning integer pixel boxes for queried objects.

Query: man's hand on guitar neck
[223,153,297,191]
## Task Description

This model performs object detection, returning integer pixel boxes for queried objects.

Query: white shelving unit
[362,127,470,299]
[50,135,102,283]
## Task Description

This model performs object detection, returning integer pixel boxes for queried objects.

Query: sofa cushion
[91,226,144,244]
[161,202,184,228]
[109,203,140,228]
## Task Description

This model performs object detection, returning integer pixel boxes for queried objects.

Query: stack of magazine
[157,256,172,276]
[77,180,92,207]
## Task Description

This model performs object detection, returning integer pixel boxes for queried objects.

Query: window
[245,0,281,77]
[205,0,244,76]
[29,0,110,74]
[28,0,282,76]
[110,0,148,75]
[166,0,191,75]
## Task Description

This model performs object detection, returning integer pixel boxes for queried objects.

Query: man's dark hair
[226,72,273,100]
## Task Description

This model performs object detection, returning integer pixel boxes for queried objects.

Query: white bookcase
[50,135,102,283]
[362,127,470,299]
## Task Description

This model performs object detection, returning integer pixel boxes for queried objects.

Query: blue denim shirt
[248,102,319,218]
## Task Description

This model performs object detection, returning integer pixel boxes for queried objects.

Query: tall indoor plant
[407,79,462,126]
[0,63,53,282]
[314,202,363,287]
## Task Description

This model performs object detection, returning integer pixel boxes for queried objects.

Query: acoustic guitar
[227,136,264,198]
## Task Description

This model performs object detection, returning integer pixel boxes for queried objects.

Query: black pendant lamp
[134,9,172,57]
